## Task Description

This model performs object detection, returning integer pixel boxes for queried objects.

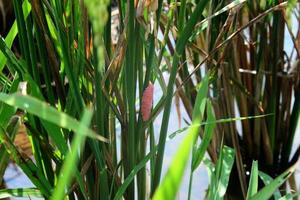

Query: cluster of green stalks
[0,0,298,199]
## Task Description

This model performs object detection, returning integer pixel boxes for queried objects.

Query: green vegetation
[0,0,299,199]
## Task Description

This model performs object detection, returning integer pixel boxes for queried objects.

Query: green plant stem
[151,0,208,195]
[124,0,136,198]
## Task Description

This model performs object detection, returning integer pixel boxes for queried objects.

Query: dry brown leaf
[14,124,32,158]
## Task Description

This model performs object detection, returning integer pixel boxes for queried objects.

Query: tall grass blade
[258,171,282,199]
[249,162,299,200]
[0,0,31,72]
[0,126,52,197]
[169,114,271,139]
[214,146,235,200]
[152,0,209,192]
[0,93,108,142]
[0,116,21,183]
[188,99,215,199]
[51,109,92,200]
[191,100,216,171]
[0,188,42,199]
[113,146,158,200]
[246,161,258,199]
[153,74,209,199]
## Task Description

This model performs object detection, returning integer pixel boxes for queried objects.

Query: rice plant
[0,0,298,199]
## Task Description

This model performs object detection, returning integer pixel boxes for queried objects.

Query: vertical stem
[151,1,208,194]
[12,0,32,74]
[268,0,284,153]
[125,0,136,198]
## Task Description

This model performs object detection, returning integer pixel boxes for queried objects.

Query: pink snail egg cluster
[141,83,154,121]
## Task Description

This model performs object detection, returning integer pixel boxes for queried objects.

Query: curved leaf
[0,93,108,142]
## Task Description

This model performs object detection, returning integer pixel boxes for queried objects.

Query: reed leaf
[0,93,108,142]
[249,163,298,200]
